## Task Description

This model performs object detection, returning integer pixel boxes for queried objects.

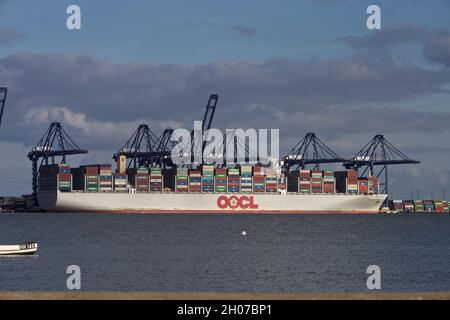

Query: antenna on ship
[0,87,7,128]
[28,122,88,205]
[344,134,420,196]
[282,132,347,172]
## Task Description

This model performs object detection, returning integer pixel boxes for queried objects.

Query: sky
[0,0,450,199]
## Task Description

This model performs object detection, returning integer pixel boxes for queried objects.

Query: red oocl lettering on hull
[217,195,259,210]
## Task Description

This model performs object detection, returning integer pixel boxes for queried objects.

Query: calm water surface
[0,213,449,292]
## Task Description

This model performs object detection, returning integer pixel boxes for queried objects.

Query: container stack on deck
[150,168,163,192]
[188,170,202,192]
[214,168,227,192]
[72,165,99,191]
[39,164,72,192]
[311,171,323,194]
[240,165,253,192]
[201,165,214,192]
[265,169,278,192]
[135,167,150,192]
[99,165,113,191]
[86,166,99,191]
[227,168,240,192]
[113,173,127,191]
[299,170,311,193]
[358,178,368,194]
[287,171,298,193]
[368,176,379,194]
[176,168,188,192]
[252,166,265,193]
[59,165,387,197]
[346,170,358,194]
[323,170,336,194]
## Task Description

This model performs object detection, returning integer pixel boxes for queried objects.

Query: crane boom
[0,87,7,128]
[199,94,219,155]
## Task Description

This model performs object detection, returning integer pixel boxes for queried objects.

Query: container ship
[38,163,387,214]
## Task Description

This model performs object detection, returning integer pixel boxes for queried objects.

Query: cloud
[338,25,450,67]
[23,106,183,150]
[229,25,256,38]
[423,30,450,66]
[401,145,450,154]
[0,27,25,45]
[339,25,428,50]
[1,52,450,151]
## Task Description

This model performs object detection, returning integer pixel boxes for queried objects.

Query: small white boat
[0,242,38,255]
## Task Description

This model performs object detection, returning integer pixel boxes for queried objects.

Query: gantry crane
[344,134,420,195]
[115,94,219,169]
[282,132,348,172]
[28,122,87,202]
[113,124,168,168]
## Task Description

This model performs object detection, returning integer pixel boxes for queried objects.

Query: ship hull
[38,191,386,214]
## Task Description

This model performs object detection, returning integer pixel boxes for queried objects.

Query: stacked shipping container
[201,165,214,192]
[358,178,369,194]
[85,166,99,191]
[40,164,72,192]
[287,171,299,193]
[113,173,127,191]
[299,170,311,193]
[99,164,113,191]
[240,165,252,193]
[215,168,227,193]
[347,170,358,194]
[71,166,99,191]
[252,166,265,193]
[265,169,277,192]
[227,168,240,192]
[189,170,202,192]
[135,167,149,192]
[322,170,335,194]
[150,168,163,192]
[176,168,188,192]
[311,171,323,194]
[368,176,379,194]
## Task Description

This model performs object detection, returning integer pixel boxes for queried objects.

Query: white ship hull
[38,191,387,214]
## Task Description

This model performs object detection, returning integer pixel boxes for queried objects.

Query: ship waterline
[38,191,387,214]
